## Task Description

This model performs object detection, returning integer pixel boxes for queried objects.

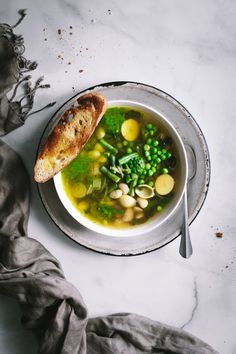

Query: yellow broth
[61,106,179,229]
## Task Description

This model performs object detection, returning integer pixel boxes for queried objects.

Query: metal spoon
[179,144,197,258]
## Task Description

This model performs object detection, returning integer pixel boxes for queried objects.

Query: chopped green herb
[62,155,92,180]
[102,107,126,135]
[98,204,124,220]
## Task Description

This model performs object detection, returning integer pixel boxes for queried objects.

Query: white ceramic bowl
[54,100,188,237]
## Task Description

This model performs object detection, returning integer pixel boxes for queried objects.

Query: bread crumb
[58,29,61,35]
[79,69,84,73]
[216,232,223,238]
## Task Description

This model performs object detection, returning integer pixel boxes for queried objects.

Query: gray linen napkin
[0,143,218,354]
[0,11,218,354]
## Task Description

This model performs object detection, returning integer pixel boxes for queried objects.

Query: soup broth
[61,106,179,229]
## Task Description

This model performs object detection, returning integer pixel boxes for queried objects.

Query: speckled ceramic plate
[37,82,210,256]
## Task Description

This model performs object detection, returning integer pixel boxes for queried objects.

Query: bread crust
[34,92,107,183]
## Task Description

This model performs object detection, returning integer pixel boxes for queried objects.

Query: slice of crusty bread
[34,92,107,183]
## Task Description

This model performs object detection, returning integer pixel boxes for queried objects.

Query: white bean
[134,206,143,214]
[109,189,123,199]
[137,197,148,209]
[119,195,136,208]
[123,208,134,222]
[118,183,129,195]
[135,212,144,219]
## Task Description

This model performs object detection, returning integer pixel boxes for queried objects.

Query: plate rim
[36,80,211,256]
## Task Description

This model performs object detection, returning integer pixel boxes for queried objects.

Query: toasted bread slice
[34,92,107,183]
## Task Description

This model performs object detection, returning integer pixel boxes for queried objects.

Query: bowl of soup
[54,100,188,237]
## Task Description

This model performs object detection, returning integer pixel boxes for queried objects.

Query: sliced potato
[155,174,175,196]
[121,119,140,141]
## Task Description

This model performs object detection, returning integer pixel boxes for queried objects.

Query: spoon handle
[179,189,193,258]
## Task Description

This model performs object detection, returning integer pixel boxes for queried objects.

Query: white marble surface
[1,0,236,353]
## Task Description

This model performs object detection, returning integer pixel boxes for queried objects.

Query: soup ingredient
[72,182,87,198]
[119,195,136,208]
[99,156,107,163]
[94,143,105,153]
[126,155,145,175]
[134,206,143,213]
[118,183,129,195]
[135,209,144,219]
[121,119,140,141]
[34,92,107,183]
[156,205,163,212]
[109,189,123,199]
[100,166,121,183]
[62,155,92,180]
[95,127,105,139]
[118,152,139,165]
[98,204,124,220]
[78,200,89,212]
[99,138,118,155]
[137,197,148,209]
[135,184,155,199]
[155,174,175,195]
[88,150,101,160]
[103,107,125,135]
[123,208,134,222]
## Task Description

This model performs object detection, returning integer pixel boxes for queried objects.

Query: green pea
[148,181,154,187]
[161,167,169,174]
[147,123,153,130]
[144,144,150,151]
[157,150,162,156]
[131,173,138,179]
[156,157,161,164]
[147,170,154,176]
[144,151,150,157]
[149,130,155,136]
[123,141,128,146]
[138,179,145,184]
[117,142,122,149]
[147,138,152,144]
[151,167,156,173]
[156,205,163,212]
[143,170,147,175]
[126,147,133,154]
[166,151,172,158]
[162,148,167,154]
[152,140,159,147]
[145,163,151,170]
[147,156,152,161]
[160,154,166,161]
